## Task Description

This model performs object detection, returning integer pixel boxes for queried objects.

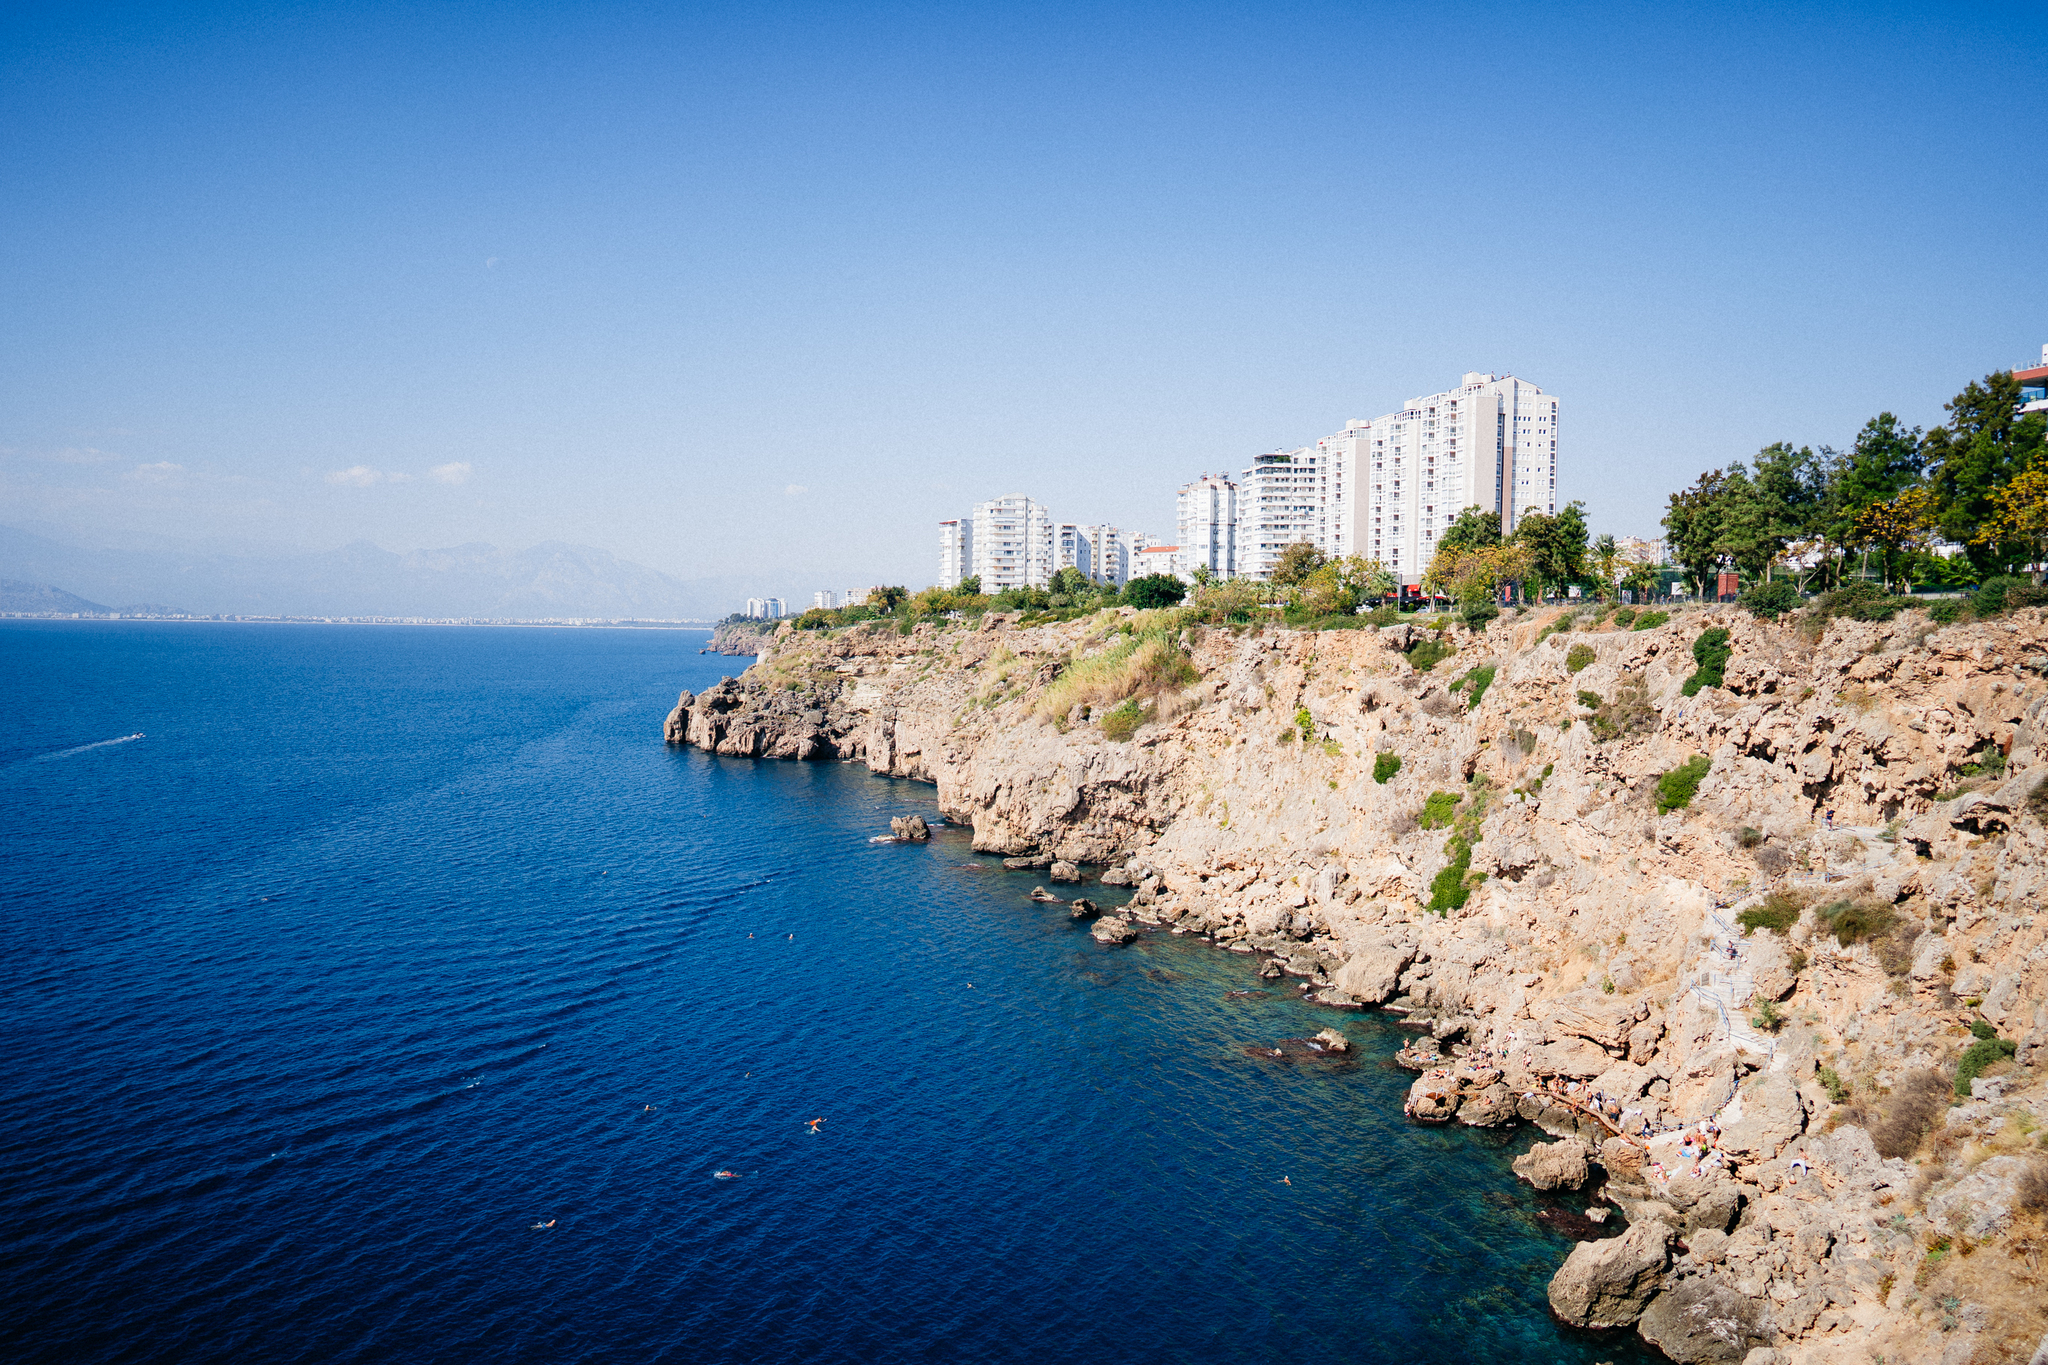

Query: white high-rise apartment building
[812,591,835,610]
[1054,523,1092,580]
[1237,448,1329,580]
[970,494,1054,590]
[938,521,972,589]
[1176,475,1239,579]
[1356,372,1557,583]
[1082,524,1127,585]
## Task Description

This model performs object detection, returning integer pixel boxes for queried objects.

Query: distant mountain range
[0,525,753,620]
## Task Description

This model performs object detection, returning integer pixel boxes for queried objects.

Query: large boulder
[890,815,930,841]
[1331,938,1416,1003]
[1405,1073,1460,1123]
[1719,1073,1807,1163]
[1635,1271,1773,1363]
[1514,1138,1594,1191]
[1458,1083,1517,1128]
[1050,860,1083,883]
[1547,1220,1670,1328]
[1091,916,1136,945]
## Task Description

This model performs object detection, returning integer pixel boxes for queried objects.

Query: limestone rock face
[1636,1271,1773,1363]
[1090,916,1136,945]
[1513,1138,1593,1191]
[1718,1073,1807,1164]
[1050,860,1082,883]
[1546,1220,1669,1328]
[657,599,2048,1364]
[1926,1155,2038,1241]
[890,815,930,841]
[1330,938,1415,1004]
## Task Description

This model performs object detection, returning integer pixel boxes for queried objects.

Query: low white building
[1130,543,1184,582]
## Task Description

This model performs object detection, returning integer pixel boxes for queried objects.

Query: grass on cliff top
[1033,628,1197,725]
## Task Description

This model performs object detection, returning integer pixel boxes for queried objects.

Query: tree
[1294,555,1395,616]
[868,585,908,610]
[1854,486,1939,590]
[1438,507,1501,556]
[1122,574,1187,609]
[1590,534,1621,601]
[956,574,981,597]
[1925,372,2048,575]
[1974,459,2048,580]
[1513,501,1589,599]
[1048,566,1090,598]
[1424,542,1533,623]
[1271,541,1328,586]
[1189,564,1215,588]
[1663,471,1728,598]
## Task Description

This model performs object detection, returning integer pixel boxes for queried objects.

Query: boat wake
[20,733,146,765]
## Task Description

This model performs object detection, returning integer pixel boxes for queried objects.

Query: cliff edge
[666,603,2048,1364]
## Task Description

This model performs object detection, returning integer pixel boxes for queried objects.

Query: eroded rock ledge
[666,604,2048,1364]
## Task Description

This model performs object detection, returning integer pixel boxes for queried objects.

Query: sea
[0,622,1661,1364]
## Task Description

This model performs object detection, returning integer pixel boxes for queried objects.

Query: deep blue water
[0,623,1660,1364]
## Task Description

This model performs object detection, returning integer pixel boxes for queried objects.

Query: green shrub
[1461,601,1499,630]
[1565,643,1595,674]
[1737,891,1802,935]
[1632,610,1669,631]
[1656,754,1711,812]
[1742,579,1800,620]
[1681,627,1731,696]
[1613,606,1637,628]
[1974,576,2027,618]
[1294,706,1314,736]
[1971,1019,1998,1041]
[1587,674,1656,743]
[1813,581,1903,622]
[1099,699,1143,742]
[1407,637,1456,672]
[1419,790,1461,829]
[1751,999,1786,1032]
[1428,834,1476,915]
[1820,1066,1850,1103]
[1576,689,1602,710]
[1817,898,1897,946]
[1955,1032,2017,1097]
[1927,598,1964,625]
[1373,752,1402,784]
[1456,665,1496,709]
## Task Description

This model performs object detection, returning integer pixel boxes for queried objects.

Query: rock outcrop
[1513,1138,1593,1191]
[665,601,2048,1363]
[1547,1219,1670,1328]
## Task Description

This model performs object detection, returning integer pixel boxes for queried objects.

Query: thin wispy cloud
[325,465,382,487]
[784,484,808,497]
[431,462,473,485]
[128,461,185,483]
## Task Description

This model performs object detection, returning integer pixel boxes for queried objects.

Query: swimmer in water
[807,1117,824,1132]
[1281,1176,1291,1186]
[532,1219,555,1229]
[715,1170,741,1179]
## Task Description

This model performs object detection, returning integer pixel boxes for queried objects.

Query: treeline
[787,569,1192,633]
[1662,369,2045,596]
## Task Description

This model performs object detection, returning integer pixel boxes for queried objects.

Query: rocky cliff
[702,620,777,656]
[665,604,2048,1364]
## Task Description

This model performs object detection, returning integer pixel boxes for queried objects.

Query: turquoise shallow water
[0,622,1660,1364]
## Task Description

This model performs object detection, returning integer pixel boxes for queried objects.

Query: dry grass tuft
[1033,631,1197,723]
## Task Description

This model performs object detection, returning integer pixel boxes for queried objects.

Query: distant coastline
[0,612,713,629]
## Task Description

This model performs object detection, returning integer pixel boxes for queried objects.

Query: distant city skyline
[4,3,2042,595]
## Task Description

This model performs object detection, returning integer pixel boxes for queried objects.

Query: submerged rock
[1068,898,1099,919]
[1312,1028,1349,1052]
[1546,1219,1669,1329]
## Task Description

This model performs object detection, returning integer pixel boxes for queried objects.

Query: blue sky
[4,0,2043,595]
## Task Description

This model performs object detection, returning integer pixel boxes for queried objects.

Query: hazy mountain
[0,525,753,619]
[0,579,114,614]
